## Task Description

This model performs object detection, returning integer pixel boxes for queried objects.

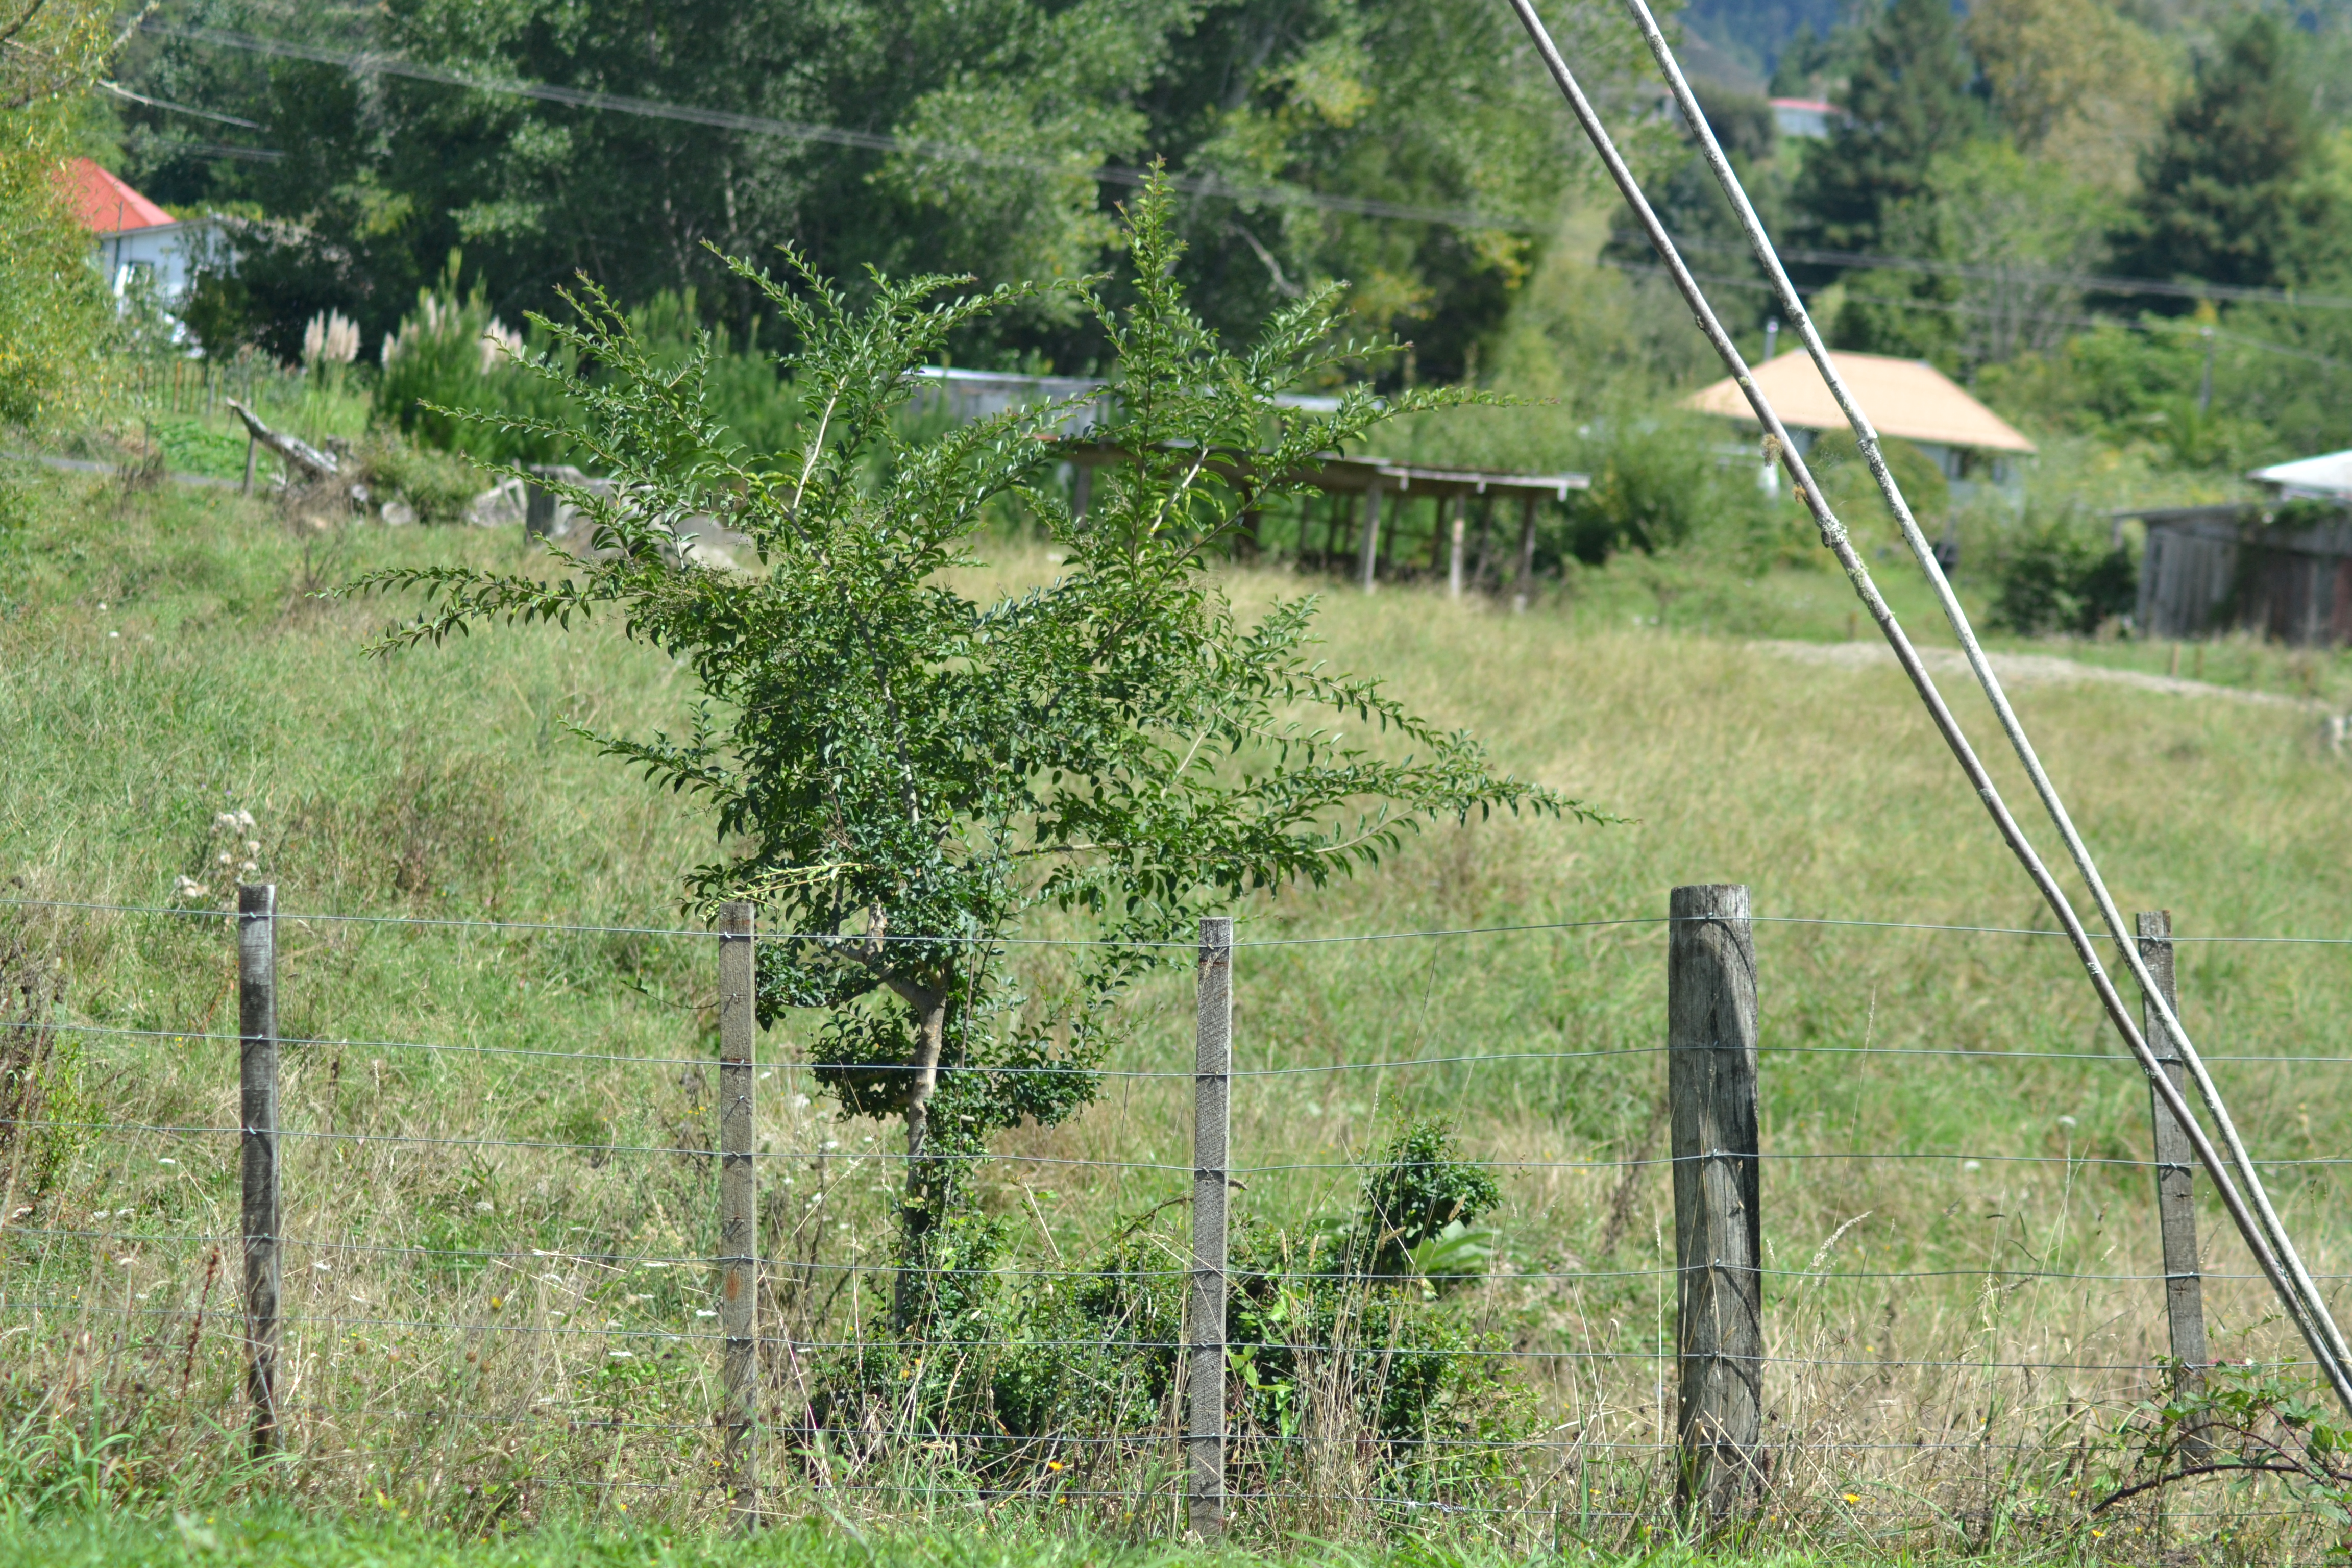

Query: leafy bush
[1805,428,1951,541]
[373,268,797,471]
[352,432,485,525]
[1556,414,1785,566]
[1991,513,2137,636]
[0,7,116,431]
[372,257,575,465]
[797,1116,1528,1499]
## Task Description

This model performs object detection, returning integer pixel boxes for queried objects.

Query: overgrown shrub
[350,171,1592,1346]
[1991,513,2137,635]
[1557,414,1784,566]
[372,257,574,465]
[0,4,117,430]
[793,1117,1529,1500]
[353,432,484,525]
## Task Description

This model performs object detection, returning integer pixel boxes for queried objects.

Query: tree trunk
[894,993,949,1329]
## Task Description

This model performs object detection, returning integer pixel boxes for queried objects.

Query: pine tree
[1788,0,1984,267]
[2107,13,2345,306]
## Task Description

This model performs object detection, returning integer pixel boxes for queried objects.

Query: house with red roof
[59,157,216,306]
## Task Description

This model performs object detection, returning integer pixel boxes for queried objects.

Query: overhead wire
[137,20,2352,316]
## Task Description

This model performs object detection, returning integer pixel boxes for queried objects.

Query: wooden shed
[2131,502,2352,645]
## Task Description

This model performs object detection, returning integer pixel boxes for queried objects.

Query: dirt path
[1755,637,2343,718]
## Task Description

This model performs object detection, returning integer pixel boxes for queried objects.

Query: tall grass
[3,474,2350,1555]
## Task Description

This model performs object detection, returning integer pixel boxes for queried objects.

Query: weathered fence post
[1512,495,1540,612]
[1447,494,1467,598]
[1357,483,1384,593]
[237,883,281,1458]
[1668,883,1762,1518]
[1188,915,1233,1538]
[716,900,761,1526]
[2137,910,2211,1461]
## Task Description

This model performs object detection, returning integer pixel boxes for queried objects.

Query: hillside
[4,470,2351,1552]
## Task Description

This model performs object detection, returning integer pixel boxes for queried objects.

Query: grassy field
[4,463,2352,1559]
[0,1512,1872,1568]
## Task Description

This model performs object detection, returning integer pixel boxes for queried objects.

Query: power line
[145,20,2352,320]
[1671,232,2352,314]
[140,21,1532,233]
[1614,258,2352,371]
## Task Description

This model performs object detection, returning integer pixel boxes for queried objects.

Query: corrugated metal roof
[1684,349,2037,455]
[59,157,175,234]
[2249,448,2352,499]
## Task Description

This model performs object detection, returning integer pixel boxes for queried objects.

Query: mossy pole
[1512,495,1539,612]
[2138,910,2212,1463]
[237,883,280,1459]
[1188,916,1233,1539]
[1668,884,1761,1521]
[717,900,760,1528]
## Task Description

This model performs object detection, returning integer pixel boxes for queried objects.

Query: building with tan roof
[1684,349,2036,495]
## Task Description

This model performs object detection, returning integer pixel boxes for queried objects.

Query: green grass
[4,466,2350,1557]
[0,1511,1894,1568]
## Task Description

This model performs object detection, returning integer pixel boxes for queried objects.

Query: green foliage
[353,432,485,525]
[1988,511,2135,637]
[2096,1359,2352,1534]
[1557,416,1784,566]
[118,0,1650,383]
[0,3,117,431]
[1974,321,2290,472]
[346,174,1596,1329]
[372,257,572,465]
[1341,1119,1502,1284]
[2108,13,2348,305]
[1788,0,1986,271]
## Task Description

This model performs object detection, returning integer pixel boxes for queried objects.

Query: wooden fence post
[1448,495,1468,597]
[238,883,281,1458]
[1357,485,1383,593]
[1188,915,1233,1538]
[1668,883,1762,1519]
[1512,495,1540,612]
[2137,910,2212,1461]
[717,900,761,1526]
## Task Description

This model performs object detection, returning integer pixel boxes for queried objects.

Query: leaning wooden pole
[1498,0,2352,1409]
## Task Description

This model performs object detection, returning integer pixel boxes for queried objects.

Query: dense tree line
[108,0,1650,381]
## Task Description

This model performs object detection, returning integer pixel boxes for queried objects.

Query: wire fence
[2,890,2346,1549]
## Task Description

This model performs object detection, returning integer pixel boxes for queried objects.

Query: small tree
[350,174,1604,1328]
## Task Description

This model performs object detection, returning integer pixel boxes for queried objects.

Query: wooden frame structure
[1063,444,1589,604]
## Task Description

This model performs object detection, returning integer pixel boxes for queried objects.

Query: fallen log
[227,399,338,486]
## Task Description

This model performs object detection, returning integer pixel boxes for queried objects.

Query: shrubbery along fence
[2,886,2347,1549]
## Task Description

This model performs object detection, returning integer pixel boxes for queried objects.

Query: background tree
[1787,0,1984,272]
[348,176,1596,1327]
[114,0,1635,379]
[0,0,121,429]
[1965,0,2170,191]
[2108,12,2347,308]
